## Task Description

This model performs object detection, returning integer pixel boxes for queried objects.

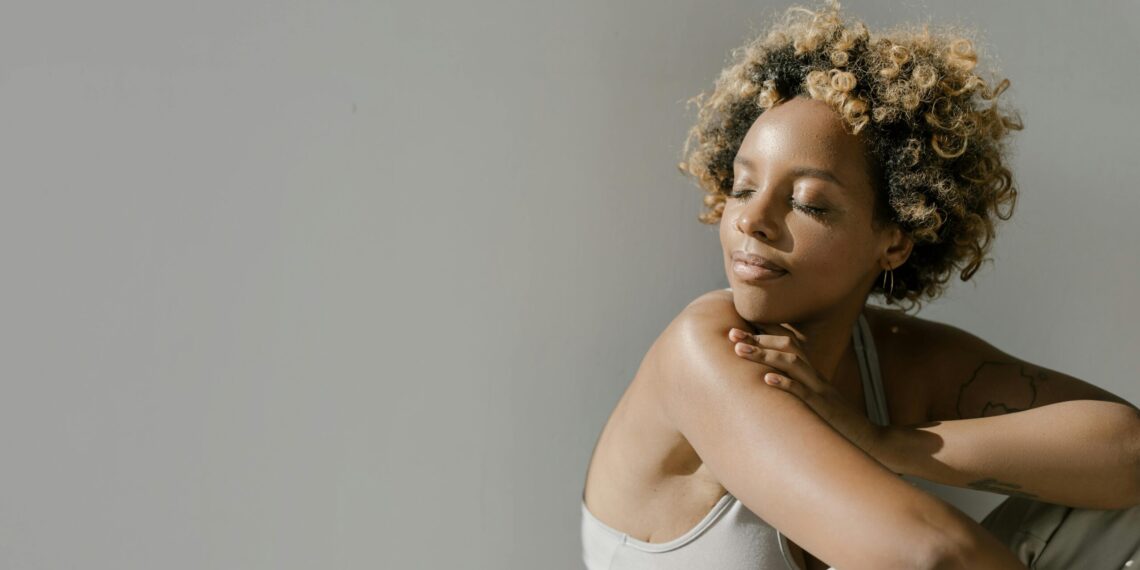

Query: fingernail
[765,375,780,385]
[736,342,755,353]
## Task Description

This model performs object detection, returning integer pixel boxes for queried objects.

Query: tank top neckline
[580,492,737,553]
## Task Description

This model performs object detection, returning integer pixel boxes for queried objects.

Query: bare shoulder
[650,288,754,379]
[673,287,755,335]
[858,306,960,425]
[683,287,737,315]
[861,306,1021,422]
[861,305,950,365]
[635,287,768,433]
[862,306,1135,422]
[862,307,997,367]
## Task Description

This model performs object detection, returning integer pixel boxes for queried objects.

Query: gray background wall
[2,0,1137,568]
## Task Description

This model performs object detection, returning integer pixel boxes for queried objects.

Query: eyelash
[728,189,828,217]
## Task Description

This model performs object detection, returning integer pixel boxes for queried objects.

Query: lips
[732,250,787,272]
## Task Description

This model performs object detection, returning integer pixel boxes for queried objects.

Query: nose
[733,186,784,243]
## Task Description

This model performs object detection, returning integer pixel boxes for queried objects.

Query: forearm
[880,400,1140,509]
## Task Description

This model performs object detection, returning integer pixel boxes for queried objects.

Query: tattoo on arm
[955,361,1046,419]
[967,478,1040,499]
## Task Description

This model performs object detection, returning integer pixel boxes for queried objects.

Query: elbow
[1081,402,1140,510]
[913,537,971,570]
[920,536,998,570]
[887,522,976,570]
[1122,437,1140,509]
[1126,451,1140,509]
[854,533,972,570]
[909,507,1023,570]
[1120,409,1140,509]
[1132,468,1140,509]
[922,540,982,570]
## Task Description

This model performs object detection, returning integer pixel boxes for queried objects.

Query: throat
[827,335,866,408]
[776,309,868,388]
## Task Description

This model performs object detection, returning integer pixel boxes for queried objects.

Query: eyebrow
[733,155,845,188]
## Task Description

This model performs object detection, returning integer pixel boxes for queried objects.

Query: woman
[580,2,1140,569]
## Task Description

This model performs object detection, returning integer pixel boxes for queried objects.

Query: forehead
[734,97,872,184]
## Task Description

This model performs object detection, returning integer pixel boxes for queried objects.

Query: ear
[880,224,913,271]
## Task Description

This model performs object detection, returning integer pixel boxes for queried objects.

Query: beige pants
[980,496,1140,569]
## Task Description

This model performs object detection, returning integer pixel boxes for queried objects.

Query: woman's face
[720,96,898,324]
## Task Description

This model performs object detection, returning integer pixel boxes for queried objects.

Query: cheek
[792,224,874,274]
[719,208,874,275]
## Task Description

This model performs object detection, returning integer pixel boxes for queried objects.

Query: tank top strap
[853,312,890,426]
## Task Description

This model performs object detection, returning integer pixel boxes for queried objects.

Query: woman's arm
[880,401,1140,510]
[731,312,1140,510]
[886,320,1140,509]
[651,294,1025,570]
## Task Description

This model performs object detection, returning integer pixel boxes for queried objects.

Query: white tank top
[581,298,890,570]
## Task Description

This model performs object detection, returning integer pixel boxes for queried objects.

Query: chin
[730,280,839,326]
[729,287,793,326]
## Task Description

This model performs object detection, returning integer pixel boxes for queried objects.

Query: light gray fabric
[980,491,1140,568]
[581,492,786,570]
[853,313,890,426]
[580,295,887,569]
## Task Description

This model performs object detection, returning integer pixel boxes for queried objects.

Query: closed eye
[792,200,828,216]
[728,189,829,218]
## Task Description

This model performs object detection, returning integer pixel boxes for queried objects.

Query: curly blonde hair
[678,0,1024,312]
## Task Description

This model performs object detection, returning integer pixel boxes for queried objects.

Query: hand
[728,326,891,466]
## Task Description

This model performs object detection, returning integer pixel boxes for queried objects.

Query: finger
[750,333,807,359]
[734,342,825,396]
[763,322,808,346]
[741,345,826,393]
[732,343,790,379]
[733,341,764,359]
[778,322,809,342]
[727,327,758,344]
[764,373,813,402]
